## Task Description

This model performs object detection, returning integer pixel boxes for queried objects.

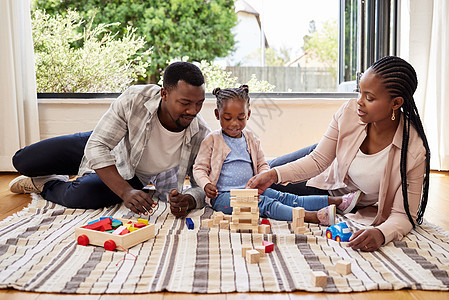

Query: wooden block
[336,260,352,275]
[137,218,149,225]
[260,219,271,226]
[229,223,259,231]
[186,218,194,230]
[219,220,229,229]
[223,215,232,222]
[241,245,252,257]
[201,219,213,228]
[213,211,224,217]
[311,271,327,287]
[258,224,270,234]
[292,207,305,218]
[230,200,258,208]
[230,189,258,197]
[294,226,307,234]
[262,241,274,253]
[255,246,266,257]
[213,215,224,225]
[292,217,304,228]
[246,249,260,264]
[133,222,147,229]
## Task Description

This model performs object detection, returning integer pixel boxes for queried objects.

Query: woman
[246,56,430,252]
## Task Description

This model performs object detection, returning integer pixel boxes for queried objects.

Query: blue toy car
[326,222,352,242]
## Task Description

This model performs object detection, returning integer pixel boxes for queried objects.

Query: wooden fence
[225,66,337,92]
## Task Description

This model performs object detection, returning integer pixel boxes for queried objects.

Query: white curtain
[422,0,449,170]
[0,0,40,171]
[407,0,449,170]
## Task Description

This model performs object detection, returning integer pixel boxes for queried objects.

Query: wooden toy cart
[75,218,155,251]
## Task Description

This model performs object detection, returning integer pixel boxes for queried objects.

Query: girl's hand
[245,169,278,195]
[204,183,218,199]
[347,228,385,252]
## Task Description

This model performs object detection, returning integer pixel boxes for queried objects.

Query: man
[9,62,210,217]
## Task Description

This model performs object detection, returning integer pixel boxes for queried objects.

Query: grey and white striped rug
[0,195,448,294]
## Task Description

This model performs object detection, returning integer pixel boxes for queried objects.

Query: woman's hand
[347,228,385,252]
[245,169,278,195]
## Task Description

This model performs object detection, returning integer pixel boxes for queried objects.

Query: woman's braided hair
[212,85,250,109]
[370,56,430,227]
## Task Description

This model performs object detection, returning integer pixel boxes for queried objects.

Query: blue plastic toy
[326,222,352,242]
[186,218,194,230]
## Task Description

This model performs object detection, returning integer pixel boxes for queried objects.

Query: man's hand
[347,228,385,252]
[204,183,218,199]
[245,169,278,195]
[122,189,156,215]
[168,190,196,218]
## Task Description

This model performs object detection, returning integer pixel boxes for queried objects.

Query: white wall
[38,97,347,159]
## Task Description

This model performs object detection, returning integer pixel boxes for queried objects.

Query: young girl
[193,86,362,225]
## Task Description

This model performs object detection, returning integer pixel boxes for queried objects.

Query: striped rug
[0,195,448,294]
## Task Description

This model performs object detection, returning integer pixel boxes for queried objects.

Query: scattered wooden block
[260,219,271,226]
[219,220,229,229]
[246,249,260,264]
[311,271,328,287]
[262,241,274,253]
[254,246,266,257]
[294,226,307,234]
[201,219,213,228]
[336,260,352,275]
[186,218,194,230]
[258,224,270,234]
[241,245,252,257]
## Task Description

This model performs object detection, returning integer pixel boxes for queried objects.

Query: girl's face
[214,98,251,138]
[356,68,402,125]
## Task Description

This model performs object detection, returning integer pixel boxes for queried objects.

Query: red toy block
[262,240,274,253]
[119,228,130,235]
[133,223,146,228]
[82,218,112,231]
[99,224,113,232]
[260,219,271,226]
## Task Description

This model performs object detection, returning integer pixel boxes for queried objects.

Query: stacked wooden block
[230,189,260,233]
[292,207,306,234]
[202,211,232,229]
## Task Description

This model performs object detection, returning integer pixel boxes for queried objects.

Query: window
[339,0,398,91]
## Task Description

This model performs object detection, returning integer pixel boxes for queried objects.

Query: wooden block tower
[230,189,259,233]
[292,207,306,234]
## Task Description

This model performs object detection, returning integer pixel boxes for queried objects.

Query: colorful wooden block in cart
[75,218,154,251]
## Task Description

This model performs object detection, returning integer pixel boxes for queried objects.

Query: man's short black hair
[163,62,205,92]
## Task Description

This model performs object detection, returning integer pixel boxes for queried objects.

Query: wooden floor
[1,171,448,300]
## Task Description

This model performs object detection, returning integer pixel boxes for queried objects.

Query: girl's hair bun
[239,85,249,93]
[212,87,221,95]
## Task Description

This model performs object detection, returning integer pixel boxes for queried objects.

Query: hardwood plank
[164,293,226,300]
[227,293,290,300]
[0,289,40,300]
[99,293,164,300]
[36,294,100,299]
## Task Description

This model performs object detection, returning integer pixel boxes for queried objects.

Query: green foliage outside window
[302,19,338,78]
[33,0,237,82]
[159,60,275,93]
[33,9,150,92]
